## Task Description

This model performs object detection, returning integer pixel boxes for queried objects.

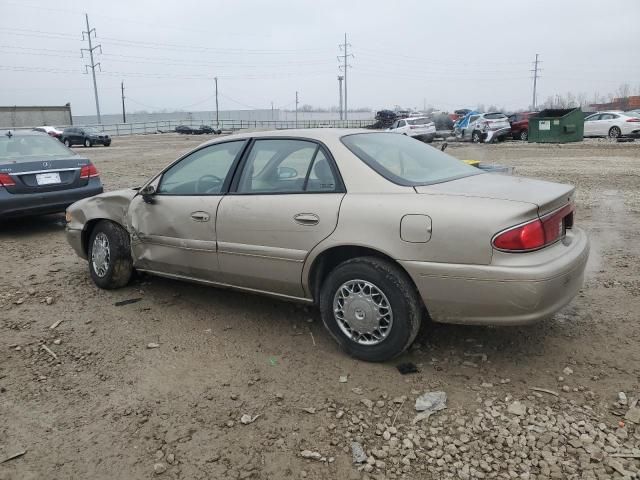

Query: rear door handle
[191,211,210,222]
[293,213,319,226]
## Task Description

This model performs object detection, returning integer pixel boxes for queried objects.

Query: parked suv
[508,112,538,141]
[387,117,436,142]
[455,112,511,143]
[61,127,111,147]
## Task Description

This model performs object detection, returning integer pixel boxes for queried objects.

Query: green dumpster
[528,108,584,143]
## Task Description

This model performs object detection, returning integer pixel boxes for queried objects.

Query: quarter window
[236,139,338,194]
[158,141,244,195]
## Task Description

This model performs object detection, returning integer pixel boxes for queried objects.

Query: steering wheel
[195,174,223,194]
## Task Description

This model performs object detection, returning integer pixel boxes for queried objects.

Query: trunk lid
[414,173,574,216]
[0,156,92,194]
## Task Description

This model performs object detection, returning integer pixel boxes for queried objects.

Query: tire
[64,138,71,147]
[608,126,621,139]
[104,142,111,147]
[88,220,133,290]
[519,129,528,141]
[472,130,482,143]
[84,138,92,147]
[319,256,423,362]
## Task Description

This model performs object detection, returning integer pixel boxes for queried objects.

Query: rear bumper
[400,227,589,325]
[0,179,103,218]
[412,133,436,142]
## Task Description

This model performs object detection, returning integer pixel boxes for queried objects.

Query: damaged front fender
[66,188,139,258]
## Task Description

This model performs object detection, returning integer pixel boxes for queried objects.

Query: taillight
[80,163,99,179]
[626,118,640,122]
[0,173,16,187]
[493,204,574,252]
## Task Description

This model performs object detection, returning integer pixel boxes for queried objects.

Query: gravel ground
[1,134,639,480]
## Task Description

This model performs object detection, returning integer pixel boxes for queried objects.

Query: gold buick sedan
[66,129,589,361]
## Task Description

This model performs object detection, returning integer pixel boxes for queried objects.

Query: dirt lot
[1,134,639,480]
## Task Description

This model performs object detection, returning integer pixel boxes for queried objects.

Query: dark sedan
[175,125,221,135]
[0,130,103,219]
[61,127,111,147]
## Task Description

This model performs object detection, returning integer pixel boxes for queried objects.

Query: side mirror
[277,166,298,179]
[141,184,156,204]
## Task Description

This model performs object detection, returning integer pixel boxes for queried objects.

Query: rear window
[407,118,433,126]
[484,113,507,120]
[341,133,480,186]
[0,134,74,162]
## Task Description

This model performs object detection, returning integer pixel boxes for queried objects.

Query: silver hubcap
[91,233,110,278]
[610,128,619,138]
[333,279,393,345]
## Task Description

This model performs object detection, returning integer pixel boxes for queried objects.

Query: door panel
[216,194,344,297]
[128,195,222,279]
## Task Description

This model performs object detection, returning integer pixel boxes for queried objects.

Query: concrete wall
[0,105,73,128]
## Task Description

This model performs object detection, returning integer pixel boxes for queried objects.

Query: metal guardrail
[77,118,376,137]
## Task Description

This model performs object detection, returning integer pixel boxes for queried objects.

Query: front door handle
[294,213,319,226]
[191,211,210,222]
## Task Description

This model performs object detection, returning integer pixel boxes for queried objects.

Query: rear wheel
[608,126,621,139]
[104,141,111,147]
[319,257,422,362]
[84,138,92,147]
[472,130,482,143]
[88,220,133,289]
[519,129,528,141]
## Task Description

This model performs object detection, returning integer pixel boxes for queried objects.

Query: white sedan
[387,117,436,142]
[583,111,640,138]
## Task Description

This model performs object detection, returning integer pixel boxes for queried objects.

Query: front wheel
[88,220,133,289]
[319,257,423,362]
[84,138,92,147]
[519,129,528,141]
[609,126,621,139]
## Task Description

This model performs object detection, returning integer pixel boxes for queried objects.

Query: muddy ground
[1,134,639,480]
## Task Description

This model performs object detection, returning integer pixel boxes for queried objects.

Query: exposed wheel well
[308,245,422,306]
[81,219,113,256]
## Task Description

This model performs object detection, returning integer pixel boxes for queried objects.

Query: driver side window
[158,141,244,195]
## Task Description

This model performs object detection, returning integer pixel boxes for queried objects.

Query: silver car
[456,112,512,143]
[66,129,589,361]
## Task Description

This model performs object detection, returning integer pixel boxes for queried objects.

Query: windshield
[341,133,481,186]
[0,134,75,162]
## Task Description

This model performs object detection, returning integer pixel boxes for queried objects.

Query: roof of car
[200,128,373,147]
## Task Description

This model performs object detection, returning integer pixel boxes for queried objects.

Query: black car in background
[175,125,222,135]
[61,127,111,147]
[0,130,103,218]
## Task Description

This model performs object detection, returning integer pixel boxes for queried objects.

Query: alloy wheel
[91,232,111,278]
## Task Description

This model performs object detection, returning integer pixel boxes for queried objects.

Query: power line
[81,13,102,123]
[338,33,353,120]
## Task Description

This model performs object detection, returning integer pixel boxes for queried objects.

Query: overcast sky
[1,0,639,116]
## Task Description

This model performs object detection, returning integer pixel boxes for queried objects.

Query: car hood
[414,173,574,216]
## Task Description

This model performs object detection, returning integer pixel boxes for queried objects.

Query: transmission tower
[81,13,102,123]
[531,54,542,110]
[338,34,353,120]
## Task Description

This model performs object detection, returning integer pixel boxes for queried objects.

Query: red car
[508,112,538,141]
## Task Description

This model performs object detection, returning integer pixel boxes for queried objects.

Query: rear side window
[407,118,432,125]
[342,132,480,186]
[0,134,75,161]
[236,139,338,194]
[484,113,507,120]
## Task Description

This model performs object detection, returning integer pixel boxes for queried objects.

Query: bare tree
[476,104,485,113]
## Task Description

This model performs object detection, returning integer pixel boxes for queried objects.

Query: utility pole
[120,81,126,123]
[338,75,344,120]
[271,101,274,120]
[81,13,102,123]
[214,77,219,127]
[295,91,299,128]
[338,33,353,120]
[531,53,541,110]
